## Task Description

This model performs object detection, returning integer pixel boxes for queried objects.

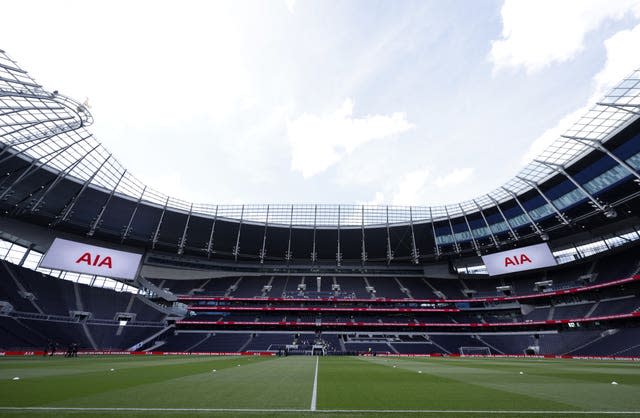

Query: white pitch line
[1,407,640,414]
[310,356,319,411]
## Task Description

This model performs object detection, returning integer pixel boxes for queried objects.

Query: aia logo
[504,253,532,267]
[75,252,112,269]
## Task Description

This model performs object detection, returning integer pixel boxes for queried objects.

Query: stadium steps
[189,279,211,296]
[338,334,346,352]
[144,340,166,352]
[262,276,274,297]
[128,324,174,351]
[1,262,43,314]
[585,301,600,318]
[136,277,177,302]
[386,341,399,354]
[427,337,451,354]
[238,334,253,352]
[614,341,640,356]
[563,329,618,355]
[72,283,98,350]
[124,294,136,314]
[547,306,555,320]
[133,294,172,317]
[394,277,412,298]
[225,277,243,297]
[474,335,504,354]
[421,278,446,299]
[185,333,211,352]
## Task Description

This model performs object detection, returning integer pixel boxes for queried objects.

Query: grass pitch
[0,355,639,417]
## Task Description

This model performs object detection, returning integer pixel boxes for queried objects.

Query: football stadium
[1,3,640,417]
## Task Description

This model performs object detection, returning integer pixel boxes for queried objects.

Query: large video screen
[481,242,557,276]
[39,238,143,280]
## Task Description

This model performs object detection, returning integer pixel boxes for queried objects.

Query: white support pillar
[360,205,367,265]
[55,154,111,225]
[178,203,193,255]
[430,207,440,258]
[501,187,546,239]
[487,194,518,240]
[535,159,615,217]
[409,207,419,264]
[206,205,218,259]
[87,169,127,236]
[121,186,147,243]
[336,206,342,266]
[260,205,270,264]
[561,135,640,183]
[0,134,91,201]
[151,196,170,249]
[386,206,394,264]
[444,206,460,253]
[472,199,499,248]
[459,204,479,255]
[233,205,244,262]
[311,205,317,263]
[29,142,100,213]
[517,176,570,225]
[285,205,293,262]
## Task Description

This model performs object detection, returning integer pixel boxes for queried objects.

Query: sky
[2,0,640,206]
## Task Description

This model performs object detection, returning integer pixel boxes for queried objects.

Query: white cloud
[359,191,386,206]
[520,22,640,165]
[284,0,296,13]
[593,22,640,97]
[287,99,414,178]
[490,0,640,73]
[391,168,430,205]
[433,167,474,188]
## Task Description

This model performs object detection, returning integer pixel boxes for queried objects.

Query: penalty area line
[1,407,640,414]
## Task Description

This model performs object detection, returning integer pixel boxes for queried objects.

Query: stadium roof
[0,48,639,227]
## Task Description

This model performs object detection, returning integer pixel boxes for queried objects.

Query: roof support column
[336,206,342,266]
[535,160,614,216]
[0,134,90,201]
[429,207,440,258]
[178,203,193,255]
[472,199,499,248]
[0,135,59,164]
[28,143,100,213]
[285,205,293,262]
[487,195,518,240]
[386,206,394,264]
[0,115,73,130]
[87,169,127,236]
[233,205,244,262]
[311,205,317,263]
[595,102,640,116]
[444,206,460,254]
[459,204,479,255]
[360,205,367,265]
[409,207,419,264]
[54,154,111,226]
[206,205,218,259]
[151,196,170,249]
[561,135,640,183]
[260,205,270,264]
[501,187,546,239]
[517,176,570,225]
[121,186,146,243]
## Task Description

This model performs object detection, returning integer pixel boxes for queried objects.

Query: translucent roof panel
[1,50,639,227]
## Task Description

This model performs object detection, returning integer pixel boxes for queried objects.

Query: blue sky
[2,0,640,206]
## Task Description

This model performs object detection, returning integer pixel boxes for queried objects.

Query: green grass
[0,355,639,417]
